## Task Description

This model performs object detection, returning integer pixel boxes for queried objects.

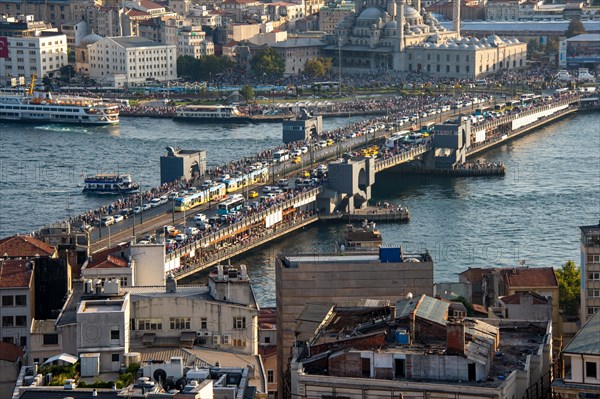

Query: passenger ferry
[173,105,252,123]
[0,91,119,125]
[83,174,139,194]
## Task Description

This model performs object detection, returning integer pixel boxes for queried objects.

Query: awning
[43,353,79,365]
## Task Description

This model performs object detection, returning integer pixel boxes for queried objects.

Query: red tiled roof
[139,0,164,10]
[501,292,549,305]
[0,235,56,258]
[87,243,130,269]
[259,308,276,325]
[224,0,259,4]
[505,267,558,288]
[126,8,151,17]
[0,259,33,288]
[0,342,25,362]
[472,303,487,315]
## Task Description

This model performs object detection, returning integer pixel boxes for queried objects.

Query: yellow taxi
[248,190,259,198]
[300,170,310,178]
[326,139,334,146]
[292,156,302,164]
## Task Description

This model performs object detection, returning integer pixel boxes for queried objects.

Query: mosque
[323,0,528,78]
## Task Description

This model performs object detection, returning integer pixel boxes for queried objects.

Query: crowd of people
[67,72,580,240]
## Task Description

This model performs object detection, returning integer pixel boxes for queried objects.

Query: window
[2,296,13,306]
[201,318,208,330]
[15,316,26,326]
[138,319,162,330]
[267,369,274,383]
[588,255,600,264]
[15,295,26,306]
[588,307,600,316]
[589,289,600,299]
[590,272,600,281]
[265,336,271,344]
[2,337,14,344]
[170,317,191,330]
[2,316,13,327]
[586,362,597,379]
[233,317,246,329]
[111,329,120,340]
[43,334,59,345]
[112,353,120,362]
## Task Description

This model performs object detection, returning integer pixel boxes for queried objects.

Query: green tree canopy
[250,48,285,80]
[240,85,255,101]
[303,57,333,78]
[556,260,581,315]
[565,18,586,38]
[177,55,234,81]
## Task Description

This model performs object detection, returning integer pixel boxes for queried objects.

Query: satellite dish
[153,369,167,384]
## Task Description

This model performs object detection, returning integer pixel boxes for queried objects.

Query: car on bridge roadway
[113,215,124,223]
[133,206,142,214]
[248,190,259,198]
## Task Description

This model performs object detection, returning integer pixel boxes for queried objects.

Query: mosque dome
[357,7,384,20]
[81,32,103,45]
[487,34,504,45]
[411,27,422,33]
[427,33,441,43]
[384,20,397,30]
[405,5,419,17]
[439,43,448,48]
[459,43,469,48]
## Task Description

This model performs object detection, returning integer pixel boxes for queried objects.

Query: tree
[303,57,333,78]
[177,55,234,81]
[241,85,255,102]
[565,18,586,38]
[250,48,285,80]
[556,260,581,315]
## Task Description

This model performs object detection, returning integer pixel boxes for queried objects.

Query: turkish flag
[0,37,8,58]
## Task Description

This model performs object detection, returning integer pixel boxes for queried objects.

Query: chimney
[446,321,466,355]
[166,272,177,293]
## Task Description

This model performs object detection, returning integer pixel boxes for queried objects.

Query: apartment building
[581,222,600,322]
[87,36,177,87]
[0,260,34,349]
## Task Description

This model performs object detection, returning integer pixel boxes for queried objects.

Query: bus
[174,191,208,212]
[404,132,424,144]
[504,100,520,111]
[208,183,227,201]
[217,195,245,215]
[273,150,290,163]
[420,122,435,134]
[385,131,411,148]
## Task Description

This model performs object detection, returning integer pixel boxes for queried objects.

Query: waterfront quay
[48,93,586,281]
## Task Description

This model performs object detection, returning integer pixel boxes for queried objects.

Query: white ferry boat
[0,91,119,125]
[83,174,139,194]
[173,105,252,123]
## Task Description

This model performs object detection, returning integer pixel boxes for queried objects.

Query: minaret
[396,0,405,52]
[416,0,421,13]
[452,0,461,38]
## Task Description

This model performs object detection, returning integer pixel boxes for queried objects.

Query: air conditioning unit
[223,335,231,345]
[212,335,221,345]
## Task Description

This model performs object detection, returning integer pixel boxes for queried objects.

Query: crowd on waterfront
[67,87,579,237]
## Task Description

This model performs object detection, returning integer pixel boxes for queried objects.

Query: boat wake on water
[34,125,90,133]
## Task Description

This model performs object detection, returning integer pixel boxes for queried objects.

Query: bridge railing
[165,187,322,261]
[172,214,319,278]
[374,144,432,172]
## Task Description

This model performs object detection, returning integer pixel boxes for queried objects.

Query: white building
[553,310,600,398]
[87,36,177,87]
[0,32,67,84]
[177,25,215,58]
[64,265,260,374]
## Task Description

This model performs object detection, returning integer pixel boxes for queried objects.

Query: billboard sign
[0,37,8,58]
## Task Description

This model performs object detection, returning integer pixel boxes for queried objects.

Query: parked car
[194,213,208,224]
[186,227,200,235]
[149,198,162,207]
[101,216,115,226]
